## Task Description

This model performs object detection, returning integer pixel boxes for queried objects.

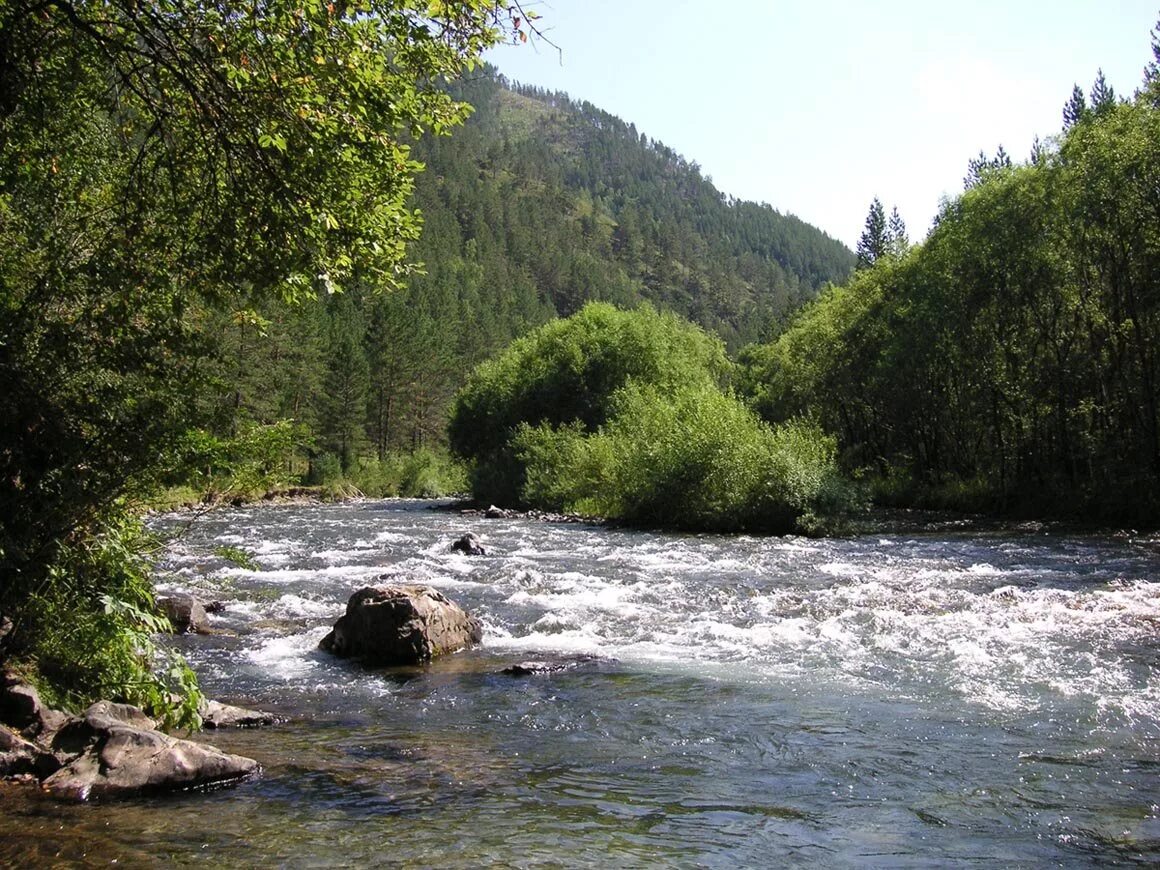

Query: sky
[484,1,1159,248]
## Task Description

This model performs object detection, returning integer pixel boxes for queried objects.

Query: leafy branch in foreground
[0,0,516,716]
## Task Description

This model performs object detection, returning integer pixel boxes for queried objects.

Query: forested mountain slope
[220,68,854,460]
[410,70,854,349]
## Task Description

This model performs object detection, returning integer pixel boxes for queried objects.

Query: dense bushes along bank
[449,303,855,533]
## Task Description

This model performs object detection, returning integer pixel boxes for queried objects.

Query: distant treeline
[738,52,1160,525]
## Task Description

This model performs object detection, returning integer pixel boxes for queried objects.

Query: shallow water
[3,500,1159,867]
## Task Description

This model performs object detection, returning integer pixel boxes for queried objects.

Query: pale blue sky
[485,1,1159,248]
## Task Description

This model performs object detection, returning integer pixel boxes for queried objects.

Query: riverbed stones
[0,669,69,739]
[319,584,483,665]
[0,724,56,779]
[499,654,602,677]
[199,699,281,729]
[451,532,487,556]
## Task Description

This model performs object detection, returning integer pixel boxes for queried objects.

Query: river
[3,499,1159,867]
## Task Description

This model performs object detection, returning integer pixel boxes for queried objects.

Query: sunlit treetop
[0,0,541,305]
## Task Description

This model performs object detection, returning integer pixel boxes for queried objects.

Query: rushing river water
[4,500,1160,867]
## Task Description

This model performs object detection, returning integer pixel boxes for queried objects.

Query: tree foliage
[517,385,847,533]
[173,65,855,497]
[414,70,855,349]
[453,302,849,531]
[0,0,512,712]
[856,197,888,269]
[742,66,1160,524]
[448,302,731,504]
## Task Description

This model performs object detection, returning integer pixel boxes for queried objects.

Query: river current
[3,499,1159,866]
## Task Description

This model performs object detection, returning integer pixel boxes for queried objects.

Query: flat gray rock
[200,700,281,729]
[42,716,260,801]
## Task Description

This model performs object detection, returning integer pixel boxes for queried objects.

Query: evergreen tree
[1063,84,1088,129]
[318,299,370,473]
[365,293,420,459]
[1030,135,1047,165]
[1090,68,1116,115]
[965,146,1012,189]
[1144,15,1160,88]
[888,207,909,257]
[856,198,889,269]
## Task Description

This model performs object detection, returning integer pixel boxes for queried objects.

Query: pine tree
[1030,135,1047,166]
[888,207,909,257]
[965,150,989,189]
[1063,84,1088,129]
[856,198,888,269]
[318,298,370,472]
[364,293,420,459]
[1144,16,1160,86]
[1090,68,1116,115]
[965,147,1012,189]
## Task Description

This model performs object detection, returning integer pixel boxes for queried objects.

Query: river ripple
[3,499,1158,867]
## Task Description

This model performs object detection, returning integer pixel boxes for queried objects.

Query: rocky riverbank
[0,671,275,801]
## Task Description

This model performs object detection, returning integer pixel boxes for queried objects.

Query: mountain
[407,69,855,351]
[217,67,855,459]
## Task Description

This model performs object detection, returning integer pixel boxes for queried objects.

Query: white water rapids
[6,499,1156,867]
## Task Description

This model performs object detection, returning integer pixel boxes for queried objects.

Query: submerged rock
[199,700,281,729]
[319,584,483,665]
[451,532,487,556]
[499,655,603,677]
[159,593,211,634]
[500,661,569,677]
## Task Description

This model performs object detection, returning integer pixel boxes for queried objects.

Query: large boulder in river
[159,593,211,634]
[451,532,487,556]
[319,584,483,665]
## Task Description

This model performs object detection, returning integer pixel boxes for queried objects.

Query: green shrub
[169,421,304,501]
[307,452,344,486]
[450,302,732,505]
[347,449,467,499]
[349,455,406,497]
[516,383,852,533]
[515,421,614,515]
[399,448,467,498]
[12,511,203,730]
